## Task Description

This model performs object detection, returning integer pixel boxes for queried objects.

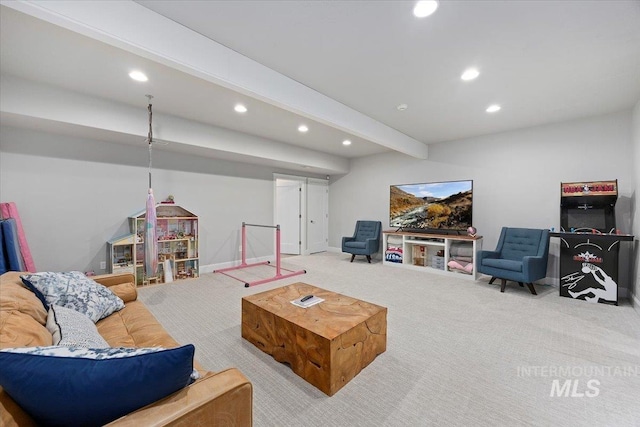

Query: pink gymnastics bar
[214,222,306,288]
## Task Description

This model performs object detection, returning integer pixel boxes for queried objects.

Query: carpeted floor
[138,253,640,427]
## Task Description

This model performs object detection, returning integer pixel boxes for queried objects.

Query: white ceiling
[137,0,640,143]
[1,1,639,174]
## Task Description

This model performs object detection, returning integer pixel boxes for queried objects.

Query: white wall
[329,110,635,295]
[631,100,640,309]
[2,109,637,298]
[0,126,321,274]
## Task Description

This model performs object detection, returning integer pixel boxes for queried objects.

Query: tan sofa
[0,271,252,426]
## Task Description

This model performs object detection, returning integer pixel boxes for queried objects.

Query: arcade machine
[550,180,633,305]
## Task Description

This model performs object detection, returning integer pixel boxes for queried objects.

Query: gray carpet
[138,253,640,427]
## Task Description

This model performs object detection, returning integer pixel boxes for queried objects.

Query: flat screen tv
[390,180,473,233]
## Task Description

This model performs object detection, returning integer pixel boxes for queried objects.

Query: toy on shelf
[161,195,175,204]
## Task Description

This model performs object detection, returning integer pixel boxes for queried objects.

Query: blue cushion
[483,258,523,272]
[500,229,544,260]
[20,271,124,322]
[1,219,25,272]
[0,222,6,274]
[354,221,380,241]
[344,241,367,249]
[0,345,196,427]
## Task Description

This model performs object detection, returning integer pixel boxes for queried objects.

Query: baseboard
[200,255,273,274]
[327,246,341,253]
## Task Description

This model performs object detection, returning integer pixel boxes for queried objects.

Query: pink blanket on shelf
[447,259,473,274]
[0,202,36,272]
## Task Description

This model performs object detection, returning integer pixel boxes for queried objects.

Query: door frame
[306,177,329,254]
[273,174,305,255]
[273,173,328,256]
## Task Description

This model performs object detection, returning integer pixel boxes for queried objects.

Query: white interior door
[276,179,301,254]
[307,179,328,254]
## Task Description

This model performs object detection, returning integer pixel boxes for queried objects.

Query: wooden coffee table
[241,282,387,396]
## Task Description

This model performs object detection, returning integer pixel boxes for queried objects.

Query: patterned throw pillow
[3,345,169,358]
[0,345,196,426]
[46,305,109,348]
[20,271,124,322]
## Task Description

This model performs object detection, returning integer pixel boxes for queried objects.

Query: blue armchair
[477,227,550,295]
[342,221,382,263]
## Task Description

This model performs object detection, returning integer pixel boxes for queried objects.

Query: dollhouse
[109,205,199,286]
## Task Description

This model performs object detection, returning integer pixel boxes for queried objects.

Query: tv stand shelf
[382,230,482,280]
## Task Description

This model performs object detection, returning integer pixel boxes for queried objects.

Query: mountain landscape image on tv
[390,180,473,231]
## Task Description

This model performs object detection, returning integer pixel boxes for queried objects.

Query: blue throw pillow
[20,271,124,322]
[0,345,196,427]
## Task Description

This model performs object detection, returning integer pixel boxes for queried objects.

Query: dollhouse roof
[129,204,196,219]
[107,233,135,245]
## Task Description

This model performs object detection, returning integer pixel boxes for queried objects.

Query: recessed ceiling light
[234,104,247,113]
[397,104,408,111]
[129,71,148,82]
[413,1,438,18]
[486,104,501,113]
[461,68,480,81]
[342,140,352,146]
[298,125,309,133]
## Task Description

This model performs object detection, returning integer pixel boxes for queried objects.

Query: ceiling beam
[0,75,350,174]
[4,0,429,160]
